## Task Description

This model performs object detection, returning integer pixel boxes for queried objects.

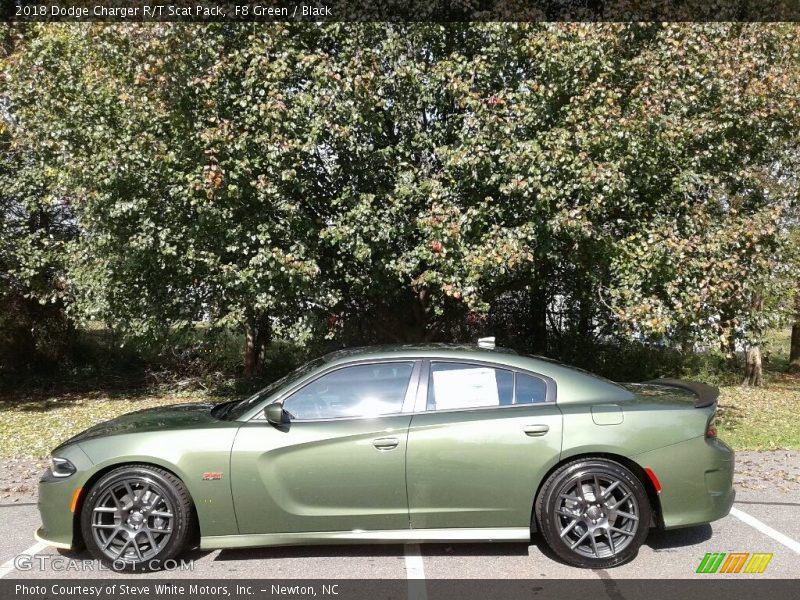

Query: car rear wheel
[535,458,651,568]
[80,465,194,572]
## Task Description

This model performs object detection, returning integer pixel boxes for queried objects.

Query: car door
[230,360,420,534]
[406,360,563,530]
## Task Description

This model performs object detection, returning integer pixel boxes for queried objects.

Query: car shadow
[55,526,712,567]
[215,544,404,561]
[524,525,714,568]
[214,541,532,562]
[213,526,713,563]
[645,524,713,550]
[57,546,215,563]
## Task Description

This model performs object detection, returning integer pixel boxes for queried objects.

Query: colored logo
[696,552,773,574]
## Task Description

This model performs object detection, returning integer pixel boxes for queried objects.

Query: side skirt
[200,527,531,550]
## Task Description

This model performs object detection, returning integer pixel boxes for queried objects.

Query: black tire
[80,465,194,572]
[535,458,651,569]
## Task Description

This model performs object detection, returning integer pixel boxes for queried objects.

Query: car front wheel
[80,465,194,572]
[536,458,652,569]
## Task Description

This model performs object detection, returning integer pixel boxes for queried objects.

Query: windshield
[214,357,325,420]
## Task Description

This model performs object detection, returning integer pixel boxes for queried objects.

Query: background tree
[4,24,331,376]
[1,25,78,378]
[2,22,798,383]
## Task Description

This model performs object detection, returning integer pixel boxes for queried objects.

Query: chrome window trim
[248,355,557,423]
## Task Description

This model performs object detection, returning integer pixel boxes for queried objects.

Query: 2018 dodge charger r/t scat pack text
[36,344,734,570]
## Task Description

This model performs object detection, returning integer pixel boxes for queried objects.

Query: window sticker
[432,367,499,409]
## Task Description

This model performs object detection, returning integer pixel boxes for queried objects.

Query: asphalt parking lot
[1,452,798,582]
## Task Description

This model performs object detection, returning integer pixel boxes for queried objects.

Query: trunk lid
[642,378,719,408]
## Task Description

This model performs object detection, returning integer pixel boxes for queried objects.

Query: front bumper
[36,445,94,550]
[36,475,80,549]
[34,527,73,550]
[634,435,735,529]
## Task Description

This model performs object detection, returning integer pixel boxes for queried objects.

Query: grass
[716,373,800,450]
[0,389,221,458]
[0,330,798,457]
[714,328,800,450]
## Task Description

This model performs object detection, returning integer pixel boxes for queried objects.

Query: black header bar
[3,0,800,22]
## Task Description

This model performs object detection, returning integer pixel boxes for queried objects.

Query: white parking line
[404,543,427,600]
[730,507,800,554]
[0,541,49,579]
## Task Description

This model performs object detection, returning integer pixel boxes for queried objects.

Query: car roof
[320,344,632,404]
[322,343,517,362]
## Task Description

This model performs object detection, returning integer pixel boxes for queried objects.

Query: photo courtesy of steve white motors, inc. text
[14,583,340,597]
[15,3,334,18]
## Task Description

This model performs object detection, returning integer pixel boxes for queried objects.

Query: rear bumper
[634,436,735,529]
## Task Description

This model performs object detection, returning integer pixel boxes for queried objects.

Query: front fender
[76,426,240,537]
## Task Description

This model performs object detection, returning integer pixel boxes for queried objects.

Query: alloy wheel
[89,477,175,563]
[554,472,640,559]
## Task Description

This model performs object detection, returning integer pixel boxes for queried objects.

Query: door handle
[523,424,550,437]
[373,437,400,450]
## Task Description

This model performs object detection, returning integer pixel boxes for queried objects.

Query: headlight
[49,456,77,478]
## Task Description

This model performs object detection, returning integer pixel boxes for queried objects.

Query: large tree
[1,25,78,377]
[302,23,800,371]
[4,24,332,375]
[3,23,798,380]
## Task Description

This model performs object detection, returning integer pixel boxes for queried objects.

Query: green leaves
[2,23,798,362]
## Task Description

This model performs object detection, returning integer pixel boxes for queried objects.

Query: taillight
[706,413,717,438]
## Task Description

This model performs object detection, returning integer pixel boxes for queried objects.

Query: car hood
[56,402,219,449]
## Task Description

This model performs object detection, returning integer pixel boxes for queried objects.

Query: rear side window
[427,362,514,410]
[427,363,549,411]
[515,373,548,404]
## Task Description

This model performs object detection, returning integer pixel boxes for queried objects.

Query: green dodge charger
[36,343,734,570]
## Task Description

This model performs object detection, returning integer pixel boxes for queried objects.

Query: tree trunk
[789,291,800,373]
[409,288,431,342]
[243,312,271,377]
[790,323,800,373]
[255,312,272,357]
[243,320,258,378]
[529,274,549,355]
[742,346,764,387]
[576,290,593,341]
[719,308,737,355]
[742,293,765,386]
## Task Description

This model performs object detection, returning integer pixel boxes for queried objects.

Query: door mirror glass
[264,403,287,425]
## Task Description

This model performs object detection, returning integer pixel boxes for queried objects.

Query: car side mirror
[264,403,288,425]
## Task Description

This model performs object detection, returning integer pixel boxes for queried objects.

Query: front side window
[427,362,514,410]
[282,362,414,420]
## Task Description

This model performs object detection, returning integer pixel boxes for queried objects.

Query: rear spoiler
[644,378,719,408]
